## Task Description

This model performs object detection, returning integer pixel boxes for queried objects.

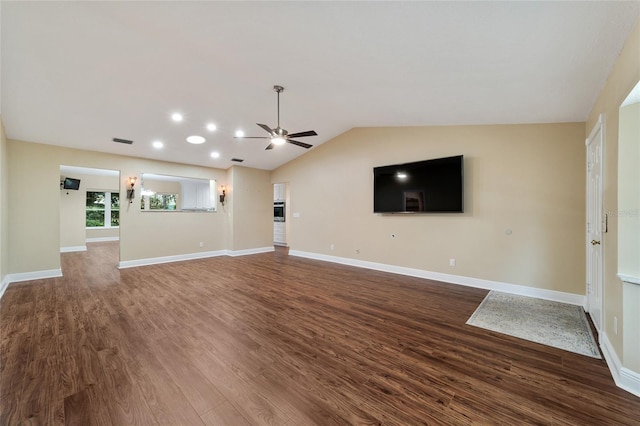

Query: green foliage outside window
[86,191,119,227]
[141,194,178,210]
[111,192,120,226]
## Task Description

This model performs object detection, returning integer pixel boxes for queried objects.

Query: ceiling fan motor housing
[234,84,316,150]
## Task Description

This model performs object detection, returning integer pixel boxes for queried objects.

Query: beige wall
[227,166,273,251]
[624,284,640,372]
[224,168,233,250]
[59,177,86,249]
[60,170,120,248]
[86,227,119,240]
[8,140,228,273]
[585,18,640,370]
[618,102,640,278]
[273,123,586,294]
[618,101,640,371]
[0,117,8,283]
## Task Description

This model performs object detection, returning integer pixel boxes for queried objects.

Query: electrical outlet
[356,249,360,254]
[330,244,334,251]
[199,242,204,248]
[449,258,456,267]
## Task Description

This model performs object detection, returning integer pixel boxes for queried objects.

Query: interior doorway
[585,115,604,334]
[273,183,288,247]
[59,165,121,260]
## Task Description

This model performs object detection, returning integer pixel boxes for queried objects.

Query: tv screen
[63,177,81,190]
[373,155,463,213]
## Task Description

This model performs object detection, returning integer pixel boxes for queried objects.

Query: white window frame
[86,190,120,229]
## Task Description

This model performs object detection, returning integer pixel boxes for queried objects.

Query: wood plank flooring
[1,241,639,425]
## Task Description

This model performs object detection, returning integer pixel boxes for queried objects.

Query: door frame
[585,113,605,334]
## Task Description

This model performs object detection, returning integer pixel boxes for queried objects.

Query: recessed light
[210,151,220,158]
[187,135,206,145]
[207,123,217,132]
[235,130,245,138]
[171,112,183,122]
[272,137,286,146]
[186,135,206,144]
[152,141,163,149]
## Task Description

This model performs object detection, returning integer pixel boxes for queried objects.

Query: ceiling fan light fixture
[272,136,286,146]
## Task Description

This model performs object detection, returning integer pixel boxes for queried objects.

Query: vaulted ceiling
[2,1,638,170]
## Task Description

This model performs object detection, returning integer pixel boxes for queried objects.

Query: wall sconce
[219,185,226,206]
[127,176,137,203]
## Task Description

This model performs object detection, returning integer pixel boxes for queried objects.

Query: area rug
[466,291,601,358]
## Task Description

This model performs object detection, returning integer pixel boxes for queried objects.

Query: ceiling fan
[235,85,317,150]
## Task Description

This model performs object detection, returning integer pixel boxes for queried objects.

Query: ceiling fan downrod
[274,85,284,130]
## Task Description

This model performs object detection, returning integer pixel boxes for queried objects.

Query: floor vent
[112,137,133,145]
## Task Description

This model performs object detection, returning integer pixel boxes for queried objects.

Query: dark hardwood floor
[1,241,639,425]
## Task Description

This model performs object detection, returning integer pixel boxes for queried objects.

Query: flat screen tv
[373,155,463,213]
[62,177,81,190]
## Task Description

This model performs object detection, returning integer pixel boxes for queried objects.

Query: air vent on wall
[231,158,244,162]
[112,137,133,145]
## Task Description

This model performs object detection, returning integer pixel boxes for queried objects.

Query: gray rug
[466,291,601,358]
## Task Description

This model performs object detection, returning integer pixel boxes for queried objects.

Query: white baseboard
[118,246,276,268]
[5,269,63,284]
[227,246,275,257]
[0,269,63,300]
[289,250,585,306]
[86,237,119,243]
[0,275,10,300]
[600,332,640,398]
[60,245,87,253]
[118,250,227,269]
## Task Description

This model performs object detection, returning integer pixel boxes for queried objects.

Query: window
[141,193,178,210]
[86,191,119,227]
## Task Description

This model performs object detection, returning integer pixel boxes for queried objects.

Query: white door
[586,114,604,333]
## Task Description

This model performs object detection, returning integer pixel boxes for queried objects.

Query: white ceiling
[2,1,638,171]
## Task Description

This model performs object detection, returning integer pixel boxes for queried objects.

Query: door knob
[591,240,601,245]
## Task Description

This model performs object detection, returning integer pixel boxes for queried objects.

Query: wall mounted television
[62,177,81,190]
[373,155,463,213]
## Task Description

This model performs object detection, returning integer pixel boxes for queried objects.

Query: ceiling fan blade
[257,123,274,135]
[265,143,275,150]
[234,136,270,139]
[287,130,318,138]
[287,139,313,149]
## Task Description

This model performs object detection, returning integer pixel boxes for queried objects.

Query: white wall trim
[86,236,120,243]
[0,269,63,299]
[6,269,63,284]
[289,250,586,306]
[600,332,640,398]
[226,247,275,257]
[0,275,10,300]
[118,246,276,269]
[618,273,640,286]
[118,250,227,269]
[60,245,87,253]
